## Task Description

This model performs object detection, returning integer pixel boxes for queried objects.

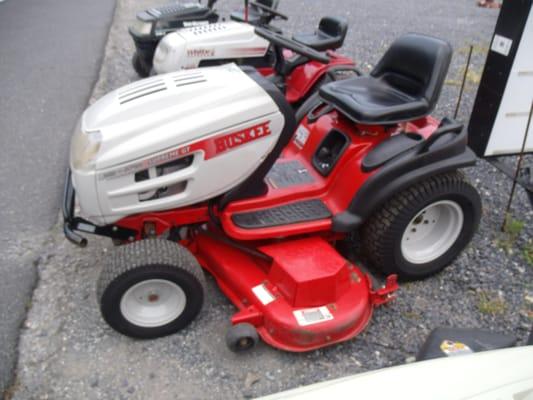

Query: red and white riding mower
[63,32,481,352]
[154,20,358,111]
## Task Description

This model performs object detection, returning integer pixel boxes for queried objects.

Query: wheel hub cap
[400,200,464,264]
[120,279,186,327]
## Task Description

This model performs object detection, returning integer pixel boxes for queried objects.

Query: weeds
[523,240,533,266]
[496,216,525,254]
[477,290,507,316]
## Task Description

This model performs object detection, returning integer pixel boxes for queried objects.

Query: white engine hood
[83,63,278,170]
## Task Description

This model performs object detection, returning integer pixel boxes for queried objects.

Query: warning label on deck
[293,306,333,326]
[252,284,275,305]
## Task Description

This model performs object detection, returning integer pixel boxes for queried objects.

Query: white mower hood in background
[153,21,270,74]
[70,63,285,225]
[258,346,533,400]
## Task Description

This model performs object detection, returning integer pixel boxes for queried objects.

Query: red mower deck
[193,233,397,351]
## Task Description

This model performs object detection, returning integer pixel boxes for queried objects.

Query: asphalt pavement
[0,0,116,394]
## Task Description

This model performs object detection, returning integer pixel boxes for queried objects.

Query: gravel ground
[9,1,533,399]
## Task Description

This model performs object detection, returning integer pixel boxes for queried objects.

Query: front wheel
[97,239,205,339]
[226,323,259,352]
[362,171,481,280]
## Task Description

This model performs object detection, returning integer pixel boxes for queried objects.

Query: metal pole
[244,0,249,22]
[454,45,474,119]
[502,100,533,231]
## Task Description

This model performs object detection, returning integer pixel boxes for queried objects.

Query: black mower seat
[293,17,348,51]
[319,33,452,124]
[230,0,279,25]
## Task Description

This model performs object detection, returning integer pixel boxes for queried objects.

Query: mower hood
[71,63,286,224]
[82,63,278,169]
[153,21,269,73]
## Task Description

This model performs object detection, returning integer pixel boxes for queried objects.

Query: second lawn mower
[155,24,357,111]
[64,33,481,352]
[130,0,283,77]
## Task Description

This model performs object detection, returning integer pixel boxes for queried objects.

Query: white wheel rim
[400,200,464,265]
[120,279,186,327]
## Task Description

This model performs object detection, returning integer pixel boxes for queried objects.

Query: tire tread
[97,239,205,305]
[362,171,479,279]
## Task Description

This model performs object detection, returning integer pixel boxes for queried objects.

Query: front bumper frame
[62,169,138,247]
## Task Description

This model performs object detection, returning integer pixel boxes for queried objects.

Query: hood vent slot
[189,23,229,35]
[118,79,167,105]
[172,72,206,88]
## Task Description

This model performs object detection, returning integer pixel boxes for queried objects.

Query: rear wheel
[362,172,481,280]
[97,239,205,338]
[132,53,151,77]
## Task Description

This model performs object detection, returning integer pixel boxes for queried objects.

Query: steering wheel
[249,1,289,21]
[255,27,330,64]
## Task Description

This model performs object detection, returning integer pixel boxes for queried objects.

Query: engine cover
[153,21,269,73]
[71,64,285,225]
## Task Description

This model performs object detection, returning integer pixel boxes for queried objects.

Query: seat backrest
[318,16,348,41]
[371,33,452,107]
[252,0,279,11]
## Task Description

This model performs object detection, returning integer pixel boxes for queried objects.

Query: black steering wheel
[250,1,289,21]
[255,27,330,64]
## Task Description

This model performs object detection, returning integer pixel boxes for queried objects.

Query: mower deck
[193,233,397,352]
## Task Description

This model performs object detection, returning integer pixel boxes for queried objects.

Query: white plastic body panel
[152,21,269,74]
[485,9,533,156]
[259,346,533,400]
[70,64,284,225]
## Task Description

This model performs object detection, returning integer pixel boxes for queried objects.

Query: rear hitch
[370,274,399,306]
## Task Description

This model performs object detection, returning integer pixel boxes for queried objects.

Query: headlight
[131,19,153,36]
[70,119,102,172]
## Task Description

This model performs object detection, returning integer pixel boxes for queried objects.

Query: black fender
[332,120,477,232]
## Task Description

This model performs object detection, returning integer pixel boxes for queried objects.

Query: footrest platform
[232,199,331,229]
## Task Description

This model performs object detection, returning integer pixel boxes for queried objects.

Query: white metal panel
[485,8,533,156]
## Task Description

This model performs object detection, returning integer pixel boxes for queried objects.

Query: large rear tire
[97,239,205,339]
[362,171,481,281]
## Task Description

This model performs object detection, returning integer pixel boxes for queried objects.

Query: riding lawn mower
[130,0,284,77]
[64,32,481,352]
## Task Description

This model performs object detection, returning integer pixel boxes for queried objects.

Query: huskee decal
[215,121,271,152]
[100,122,271,180]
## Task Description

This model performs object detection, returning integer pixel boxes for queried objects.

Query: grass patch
[477,291,507,316]
[402,311,422,320]
[496,216,525,254]
[523,240,533,266]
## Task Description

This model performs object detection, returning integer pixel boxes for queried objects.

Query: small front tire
[362,172,481,280]
[226,323,259,352]
[97,239,205,339]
